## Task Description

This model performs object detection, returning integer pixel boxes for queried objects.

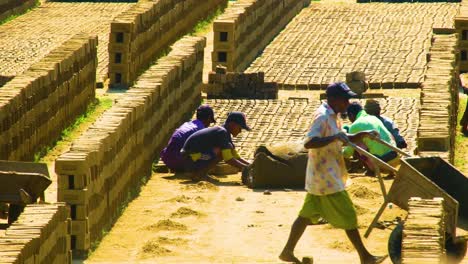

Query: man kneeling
[181,112,251,181]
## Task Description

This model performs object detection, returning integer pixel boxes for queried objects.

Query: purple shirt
[160,119,205,170]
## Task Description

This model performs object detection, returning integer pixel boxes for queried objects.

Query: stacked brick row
[456,0,468,72]
[402,198,446,263]
[212,0,308,72]
[0,34,97,161]
[207,70,278,99]
[55,36,206,254]
[108,0,227,88]
[417,33,458,162]
[0,0,36,22]
[0,204,71,264]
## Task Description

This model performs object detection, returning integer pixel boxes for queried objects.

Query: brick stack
[0,203,71,264]
[456,1,468,72]
[108,0,227,88]
[0,0,36,22]
[417,33,458,162]
[56,36,205,254]
[212,0,308,72]
[401,197,446,263]
[0,34,97,161]
[207,69,278,99]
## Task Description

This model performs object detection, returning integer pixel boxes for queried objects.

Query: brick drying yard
[0,0,467,263]
[246,2,458,89]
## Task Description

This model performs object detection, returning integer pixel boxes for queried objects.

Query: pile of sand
[166,195,206,203]
[266,141,306,159]
[171,207,201,218]
[347,183,380,199]
[184,181,219,191]
[141,240,172,256]
[145,219,188,231]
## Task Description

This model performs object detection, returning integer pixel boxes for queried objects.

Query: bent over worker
[160,105,216,172]
[181,112,251,181]
[279,82,387,264]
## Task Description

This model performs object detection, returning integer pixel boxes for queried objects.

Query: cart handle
[367,134,412,158]
[345,140,398,174]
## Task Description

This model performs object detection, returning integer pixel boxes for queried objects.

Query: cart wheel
[8,204,25,225]
[388,223,403,264]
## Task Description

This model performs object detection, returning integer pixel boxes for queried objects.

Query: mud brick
[55,154,92,176]
[71,219,89,236]
[71,232,90,251]
[58,189,89,205]
[58,173,91,190]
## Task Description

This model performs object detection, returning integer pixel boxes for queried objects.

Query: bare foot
[279,249,301,263]
[362,255,388,264]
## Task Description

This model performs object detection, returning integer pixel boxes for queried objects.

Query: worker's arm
[304,133,344,149]
[225,158,249,170]
[221,149,249,169]
[347,130,378,143]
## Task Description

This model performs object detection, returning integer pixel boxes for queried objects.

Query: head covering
[225,112,251,131]
[326,82,357,99]
[196,105,216,123]
[364,99,381,115]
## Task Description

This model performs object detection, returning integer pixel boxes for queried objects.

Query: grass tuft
[0,0,40,26]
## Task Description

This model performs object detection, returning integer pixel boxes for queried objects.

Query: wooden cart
[0,161,51,224]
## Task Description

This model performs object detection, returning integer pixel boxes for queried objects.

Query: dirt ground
[83,172,404,264]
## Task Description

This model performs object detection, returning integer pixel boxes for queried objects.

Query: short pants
[299,190,358,230]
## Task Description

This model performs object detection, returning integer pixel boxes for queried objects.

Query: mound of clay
[266,141,305,159]
[141,240,172,256]
[347,184,380,199]
[171,207,200,218]
[166,195,206,203]
[184,181,219,191]
[146,219,188,231]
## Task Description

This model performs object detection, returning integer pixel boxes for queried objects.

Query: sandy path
[85,172,412,264]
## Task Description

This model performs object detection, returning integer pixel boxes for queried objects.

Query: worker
[279,82,387,264]
[160,105,216,172]
[181,111,251,181]
[364,99,407,148]
[344,102,398,176]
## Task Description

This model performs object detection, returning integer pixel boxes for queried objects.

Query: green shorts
[299,190,358,230]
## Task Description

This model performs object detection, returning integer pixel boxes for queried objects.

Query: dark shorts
[182,151,217,171]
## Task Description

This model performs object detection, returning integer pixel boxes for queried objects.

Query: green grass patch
[0,0,40,26]
[35,96,113,163]
[455,95,468,173]
[190,6,226,37]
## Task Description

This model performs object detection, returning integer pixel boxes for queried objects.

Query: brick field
[246,2,459,89]
[0,2,134,86]
[207,97,419,159]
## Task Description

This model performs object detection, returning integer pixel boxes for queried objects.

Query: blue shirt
[378,115,407,148]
